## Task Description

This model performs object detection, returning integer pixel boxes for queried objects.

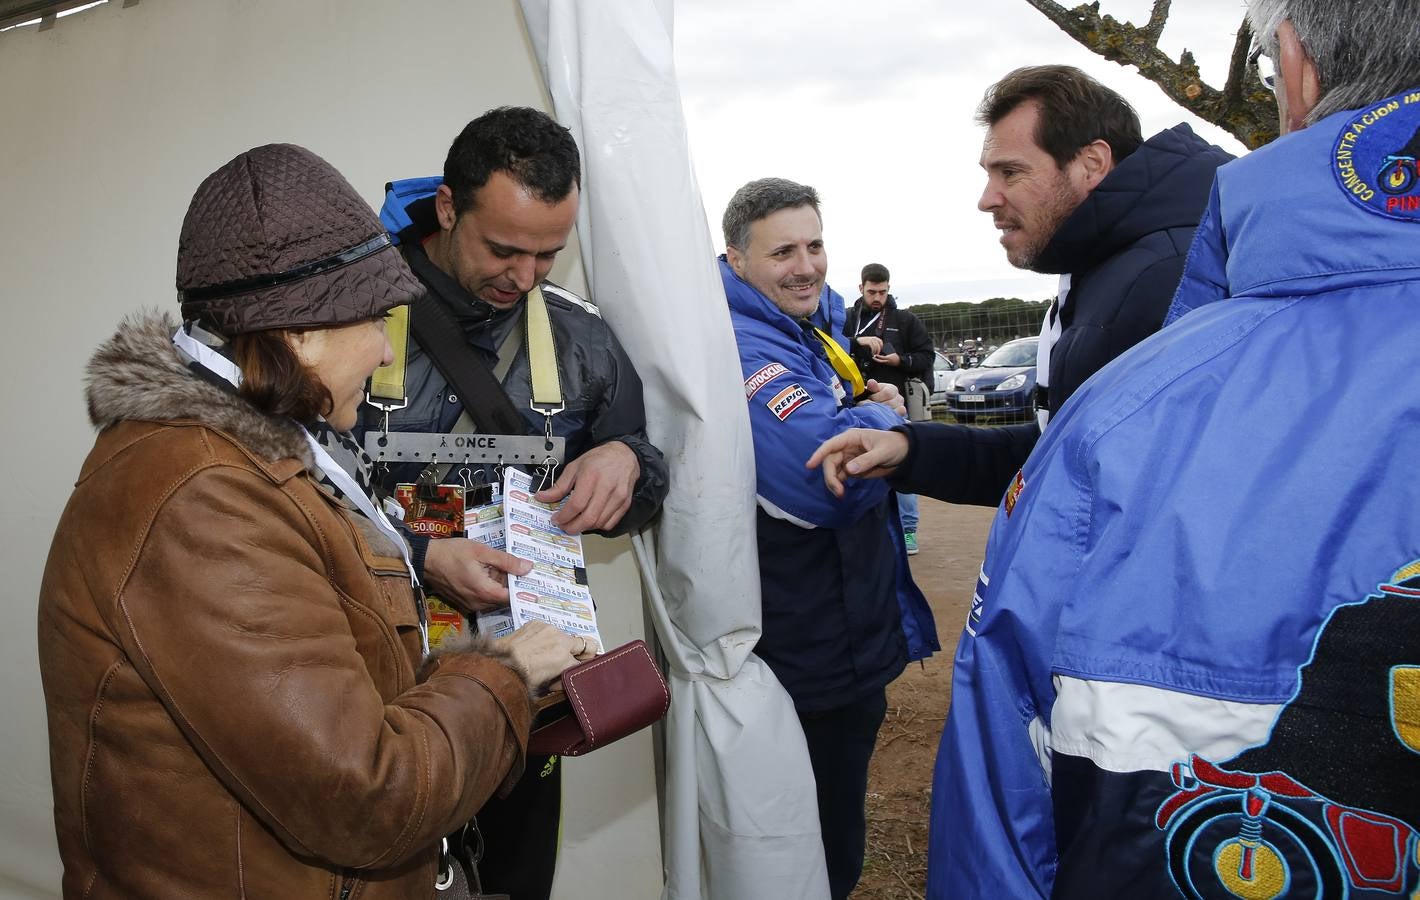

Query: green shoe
[904,531,919,556]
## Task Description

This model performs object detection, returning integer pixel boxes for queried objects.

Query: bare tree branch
[1021,0,1278,148]
[1221,20,1253,106]
[1142,0,1170,45]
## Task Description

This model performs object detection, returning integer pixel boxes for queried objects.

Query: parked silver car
[929,350,957,409]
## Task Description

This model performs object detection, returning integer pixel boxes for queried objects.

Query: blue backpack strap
[380,176,444,245]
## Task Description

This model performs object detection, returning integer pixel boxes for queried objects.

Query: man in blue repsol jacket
[719,178,937,900]
[810,1,1420,896]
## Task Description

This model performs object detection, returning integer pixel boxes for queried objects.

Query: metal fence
[910,297,1051,362]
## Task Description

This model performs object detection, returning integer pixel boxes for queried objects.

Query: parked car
[943,336,1038,425]
[929,350,957,409]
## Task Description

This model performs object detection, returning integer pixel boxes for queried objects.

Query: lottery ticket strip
[390,467,604,652]
[477,468,604,651]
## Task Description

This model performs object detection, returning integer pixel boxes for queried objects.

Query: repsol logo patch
[767,383,812,421]
[745,363,789,399]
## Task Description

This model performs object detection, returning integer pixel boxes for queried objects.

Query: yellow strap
[812,326,866,398]
[526,285,562,408]
[368,289,559,412]
[369,304,410,404]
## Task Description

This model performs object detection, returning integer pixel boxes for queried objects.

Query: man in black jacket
[364,106,668,900]
[843,262,933,552]
[844,263,934,394]
[810,66,1231,507]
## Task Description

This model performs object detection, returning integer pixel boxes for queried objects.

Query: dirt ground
[852,497,996,900]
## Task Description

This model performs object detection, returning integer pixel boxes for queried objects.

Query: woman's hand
[497,621,597,692]
[422,539,531,613]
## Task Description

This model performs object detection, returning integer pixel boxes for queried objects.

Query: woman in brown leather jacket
[37,144,589,898]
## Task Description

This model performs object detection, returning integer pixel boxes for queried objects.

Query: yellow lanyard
[369,304,410,406]
[811,326,866,399]
[367,287,561,411]
[524,285,562,410]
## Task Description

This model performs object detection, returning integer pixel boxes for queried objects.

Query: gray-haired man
[813,1,1420,896]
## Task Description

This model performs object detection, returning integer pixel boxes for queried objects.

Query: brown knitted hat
[176,144,422,335]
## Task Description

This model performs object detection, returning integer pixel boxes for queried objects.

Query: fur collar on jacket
[85,311,315,470]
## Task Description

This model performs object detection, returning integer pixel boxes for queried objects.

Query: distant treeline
[906,296,1052,350]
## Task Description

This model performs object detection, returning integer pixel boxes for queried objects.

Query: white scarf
[171,326,426,650]
[1035,273,1071,431]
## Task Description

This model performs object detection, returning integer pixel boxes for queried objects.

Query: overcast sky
[673,0,1253,306]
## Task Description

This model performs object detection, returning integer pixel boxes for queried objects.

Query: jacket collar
[852,295,896,316]
[1188,94,1420,300]
[86,311,314,469]
[1033,123,1232,274]
[719,255,814,344]
[402,241,520,349]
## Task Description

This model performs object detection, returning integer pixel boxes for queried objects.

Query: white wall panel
[0,1,656,895]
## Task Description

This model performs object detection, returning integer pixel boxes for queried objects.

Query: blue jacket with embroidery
[721,258,937,712]
[928,92,1420,899]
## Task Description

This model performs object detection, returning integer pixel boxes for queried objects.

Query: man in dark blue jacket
[874,66,1232,507]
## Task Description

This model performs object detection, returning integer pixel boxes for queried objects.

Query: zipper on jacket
[338,871,359,900]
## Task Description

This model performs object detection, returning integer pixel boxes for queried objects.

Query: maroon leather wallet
[528,639,670,757]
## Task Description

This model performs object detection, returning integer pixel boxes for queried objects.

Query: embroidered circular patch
[1332,86,1420,221]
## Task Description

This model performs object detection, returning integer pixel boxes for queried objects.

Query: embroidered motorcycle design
[1157,562,1420,898]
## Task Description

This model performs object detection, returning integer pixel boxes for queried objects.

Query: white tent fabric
[518,3,831,897]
